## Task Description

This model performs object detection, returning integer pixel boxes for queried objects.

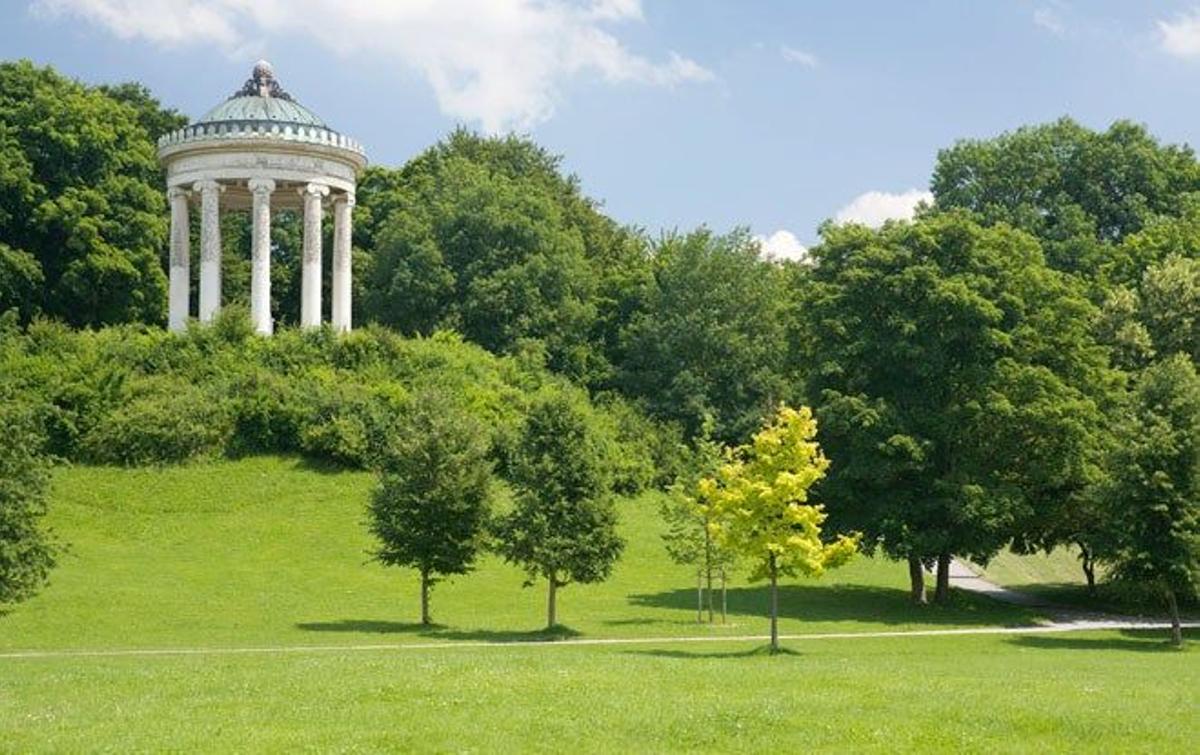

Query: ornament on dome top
[229,60,295,101]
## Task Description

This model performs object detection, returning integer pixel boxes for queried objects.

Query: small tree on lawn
[367,393,494,625]
[662,418,736,623]
[495,389,624,630]
[1098,355,1200,647]
[702,404,859,653]
[0,404,58,607]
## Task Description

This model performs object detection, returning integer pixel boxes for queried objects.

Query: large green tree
[360,129,649,385]
[494,389,624,629]
[367,393,494,625]
[932,118,1200,283]
[0,61,184,325]
[617,228,792,443]
[803,212,1112,603]
[1097,355,1200,646]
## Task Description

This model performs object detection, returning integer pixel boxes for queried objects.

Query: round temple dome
[157,61,364,156]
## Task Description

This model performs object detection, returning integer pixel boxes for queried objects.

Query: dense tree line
[2,61,1198,638]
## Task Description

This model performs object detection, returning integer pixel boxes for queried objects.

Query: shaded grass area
[1,632,1195,752]
[0,456,1038,653]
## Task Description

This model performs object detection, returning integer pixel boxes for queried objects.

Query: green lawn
[1,456,1196,751]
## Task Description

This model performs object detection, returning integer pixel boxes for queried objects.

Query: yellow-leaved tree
[700,405,859,653]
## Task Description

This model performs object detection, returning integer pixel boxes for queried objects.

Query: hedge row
[0,311,685,492]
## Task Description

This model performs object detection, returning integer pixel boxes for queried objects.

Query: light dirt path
[948,558,1182,626]
[947,559,1051,607]
[1,620,1194,661]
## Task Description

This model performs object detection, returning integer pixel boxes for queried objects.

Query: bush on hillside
[0,316,675,494]
[80,377,233,465]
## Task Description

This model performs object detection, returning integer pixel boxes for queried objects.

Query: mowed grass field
[0,456,1196,751]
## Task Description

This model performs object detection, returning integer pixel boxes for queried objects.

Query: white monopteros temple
[157,61,367,334]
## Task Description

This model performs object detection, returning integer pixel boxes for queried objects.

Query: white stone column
[331,193,355,333]
[195,180,223,323]
[300,182,329,328]
[248,178,276,334]
[167,186,190,332]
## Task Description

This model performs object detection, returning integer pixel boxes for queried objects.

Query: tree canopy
[700,405,857,651]
[367,391,495,625]
[494,388,624,629]
[804,211,1113,601]
[359,129,649,385]
[932,118,1200,283]
[0,60,184,325]
[617,228,792,443]
[1096,355,1200,645]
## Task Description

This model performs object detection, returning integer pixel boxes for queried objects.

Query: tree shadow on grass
[294,620,581,643]
[628,584,1040,628]
[628,645,800,660]
[428,625,582,643]
[603,617,660,627]
[295,620,436,634]
[1006,630,1193,653]
[286,455,353,476]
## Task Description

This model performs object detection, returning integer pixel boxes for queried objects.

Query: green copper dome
[198,95,326,127]
[157,61,365,157]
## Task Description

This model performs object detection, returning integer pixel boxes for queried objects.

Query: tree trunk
[704,529,715,623]
[697,571,703,623]
[706,567,715,624]
[721,568,728,624]
[934,552,952,604]
[420,569,431,625]
[768,553,780,653]
[908,556,928,605]
[1166,587,1184,648]
[547,577,558,629]
[1077,543,1096,597]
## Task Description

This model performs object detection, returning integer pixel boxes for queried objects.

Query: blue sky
[5,1,1200,256]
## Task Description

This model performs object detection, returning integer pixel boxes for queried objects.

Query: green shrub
[80,377,233,465]
[226,369,309,456]
[298,373,409,467]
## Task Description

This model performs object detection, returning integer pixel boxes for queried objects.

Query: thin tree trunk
[1166,587,1184,648]
[721,568,727,624]
[697,571,703,623]
[420,569,431,625]
[705,529,715,623]
[706,567,715,624]
[1077,542,1096,597]
[934,552,952,604]
[547,577,558,629]
[908,556,928,605]
[769,553,779,653]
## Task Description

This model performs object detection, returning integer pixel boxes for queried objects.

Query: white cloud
[1158,9,1200,59]
[1032,7,1066,37]
[835,189,932,228]
[780,45,818,68]
[756,229,809,263]
[32,0,713,132]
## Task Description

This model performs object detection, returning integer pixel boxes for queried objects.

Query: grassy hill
[0,457,1196,751]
